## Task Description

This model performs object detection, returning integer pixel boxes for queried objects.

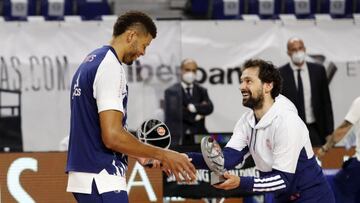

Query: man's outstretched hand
[161,150,196,183]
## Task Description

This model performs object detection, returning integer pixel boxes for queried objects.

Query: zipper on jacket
[253,129,257,153]
[249,128,253,152]
[250,128,258,153]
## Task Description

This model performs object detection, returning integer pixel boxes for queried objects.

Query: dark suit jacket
[164,83,214,145]
[279,62,334,141]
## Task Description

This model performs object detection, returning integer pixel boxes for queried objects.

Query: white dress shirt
[290,61,315,124]
[344,97,360,161]
[181,81,193,96]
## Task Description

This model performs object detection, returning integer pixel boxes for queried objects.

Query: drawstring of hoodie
[250,128,258,153]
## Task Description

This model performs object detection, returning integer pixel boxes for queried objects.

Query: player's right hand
[161,150,196,183]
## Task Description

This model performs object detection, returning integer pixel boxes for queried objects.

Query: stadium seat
[247,0,281,19]
[356,0,360,13]
[3,0,36,21]
[190,0,210,17]
[41,0,73,20]
[319,0,353,18]
[212,0,244,19]
[76,0,111,20]
[284,0,317,19]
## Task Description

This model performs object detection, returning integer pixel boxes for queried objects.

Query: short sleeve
[345,97,360,125]
[93,51,126,113]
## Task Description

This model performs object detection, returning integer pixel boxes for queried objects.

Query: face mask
[182,72,196,84]
[291,51,306,64]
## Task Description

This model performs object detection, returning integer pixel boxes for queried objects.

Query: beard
[123,50,137,65]
[123,41,138,65]
[242,89,264,109]
[123,54,136,65]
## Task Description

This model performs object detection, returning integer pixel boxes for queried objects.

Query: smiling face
[240,67,265,109]
[122,31,153,65]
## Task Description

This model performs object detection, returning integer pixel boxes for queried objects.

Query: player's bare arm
[318,120,353,157]
[99,110,196,182]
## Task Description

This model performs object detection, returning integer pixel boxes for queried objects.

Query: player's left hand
[213,172,240,190]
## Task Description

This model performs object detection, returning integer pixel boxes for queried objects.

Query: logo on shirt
[72,72,81,99]
[157,127,166,136]
[266,139,272,150]
[83,54,96,63]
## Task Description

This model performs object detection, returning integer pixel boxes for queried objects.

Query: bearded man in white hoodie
[188,59,335,202]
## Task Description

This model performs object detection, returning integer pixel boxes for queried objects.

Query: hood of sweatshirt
[246,94,298,129]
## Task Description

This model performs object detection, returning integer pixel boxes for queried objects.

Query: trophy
[201,136,226,185]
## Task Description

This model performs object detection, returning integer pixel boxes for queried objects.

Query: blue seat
[41,0,73,20]
[284,0,317,19]
[353,0,360,14]
[3,0,37,21]
[247,0,281,19]
[190,0,210,17]
[76,0,111,20]
[212,0,244,19]
[319,0,353,18]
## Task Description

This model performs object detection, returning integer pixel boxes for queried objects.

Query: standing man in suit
[164,59,214,146]
[279,37,334,146]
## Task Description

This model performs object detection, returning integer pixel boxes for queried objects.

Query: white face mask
[291,51,306,64]
[182,72,196,84]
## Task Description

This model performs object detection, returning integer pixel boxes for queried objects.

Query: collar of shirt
[181,81,194,90]
[289,61,308,73]
[289,61,315,123]
[289,61,309,86]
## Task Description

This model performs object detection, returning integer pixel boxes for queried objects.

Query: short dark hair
[242,59,282,99]
[113,11,157,38]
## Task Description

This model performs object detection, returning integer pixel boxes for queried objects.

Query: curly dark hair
[113,11,157,38]
[242,59,282,99]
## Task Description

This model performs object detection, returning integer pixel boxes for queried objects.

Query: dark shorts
[293,181,335,203]
[333,157,360,203]
[73,181,128,203]
[269,176,335,203]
